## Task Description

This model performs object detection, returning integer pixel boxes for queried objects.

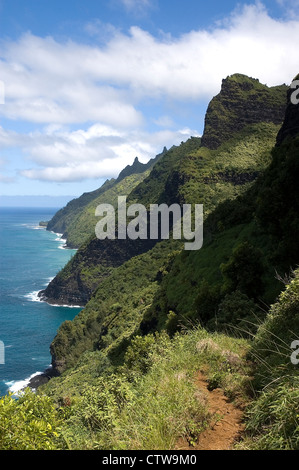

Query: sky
[0,0,298,205]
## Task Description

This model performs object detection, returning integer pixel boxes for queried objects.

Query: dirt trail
[176,372,245,451]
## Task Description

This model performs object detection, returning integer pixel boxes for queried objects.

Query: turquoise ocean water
[0,207,82,396]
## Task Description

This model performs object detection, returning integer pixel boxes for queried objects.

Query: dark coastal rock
[39,235,158,307]
[25,367,57,391]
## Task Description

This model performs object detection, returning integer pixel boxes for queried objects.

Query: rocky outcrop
[115,150,165,183]
[201,74,288,150]
[42,74,288,309]
[39,235,158,306]
[46,178,115,236]
[202,171,260,185]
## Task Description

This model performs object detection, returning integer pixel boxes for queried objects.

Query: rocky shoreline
[26,366,57,392]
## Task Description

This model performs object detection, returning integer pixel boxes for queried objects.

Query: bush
[240,270,299,450]
[165,310,180,336]
[195,280,222,324]
[0,390,65,450]
[123,335,156,375]
[207,290,263,335]
[251,269,299,389]
[221,241,265,299]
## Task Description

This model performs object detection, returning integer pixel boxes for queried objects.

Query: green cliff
[44,74,289,367]
[3,73,299,451]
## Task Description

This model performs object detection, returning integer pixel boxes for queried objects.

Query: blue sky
[0,0,298,205]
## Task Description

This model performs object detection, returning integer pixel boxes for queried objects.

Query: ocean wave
[50,231,63,237]
[6,371,44,394]
[43,277,54,286]
[45,301,83,308]
[51,232,68,249]
[24,291,42,303]
[19,223,45,230]
[25,290,82,309]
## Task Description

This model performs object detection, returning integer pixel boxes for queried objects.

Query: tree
[221,241,265,300]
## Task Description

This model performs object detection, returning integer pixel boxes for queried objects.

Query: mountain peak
[201,74,288,150]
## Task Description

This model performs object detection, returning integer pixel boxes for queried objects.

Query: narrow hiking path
[176,371,245,451]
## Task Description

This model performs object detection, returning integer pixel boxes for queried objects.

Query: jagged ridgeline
[46,151,166,248]
[40,73,295,375]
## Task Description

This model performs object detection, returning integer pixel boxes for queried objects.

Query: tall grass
[237,270,299,450]
[57,328,251,450]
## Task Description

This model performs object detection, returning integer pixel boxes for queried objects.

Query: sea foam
[24,291,42,302]
[6,371,43,394]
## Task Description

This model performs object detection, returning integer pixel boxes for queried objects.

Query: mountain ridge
[201,73,287,149]
[6,72,299,451]
[41,74,290,372]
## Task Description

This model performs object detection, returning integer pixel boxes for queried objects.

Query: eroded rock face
[39,235,158,306]
[41,75,289,309]
[201,74,287,150]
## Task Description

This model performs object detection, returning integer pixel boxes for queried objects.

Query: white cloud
[0,2,298,184]
[7,124,198,182]
[0,3,298,124]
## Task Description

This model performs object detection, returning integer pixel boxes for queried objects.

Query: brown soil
[176,371,245,451]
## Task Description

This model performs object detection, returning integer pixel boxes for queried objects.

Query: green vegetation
[65,171,151,248]
[1,273,298,450]
[41,121,281,307]
[238,269,299,450]
[1,73,298,451]
[47,153,163,248]
[201,74,287,149]
[25,329,251,450]
[0,390,66,450]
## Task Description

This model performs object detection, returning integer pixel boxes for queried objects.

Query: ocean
[0,207,82,396]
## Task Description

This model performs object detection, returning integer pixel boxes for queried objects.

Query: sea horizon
[0,206,82,396]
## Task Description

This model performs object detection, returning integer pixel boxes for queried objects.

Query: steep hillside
[4,73,299,451]
[142,101,299,336]
[40,122,281,308]
[44,74,289,369]
[201,73,287,149]
[63,171,151,249]
[46,178,115,239]
[38,137,202,306]
[40,74,287,308]
[46,152,163,248]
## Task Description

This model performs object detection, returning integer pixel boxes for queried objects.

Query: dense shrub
[0,390,65,450]
[207,290,263,335]
[221,241,265,299]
